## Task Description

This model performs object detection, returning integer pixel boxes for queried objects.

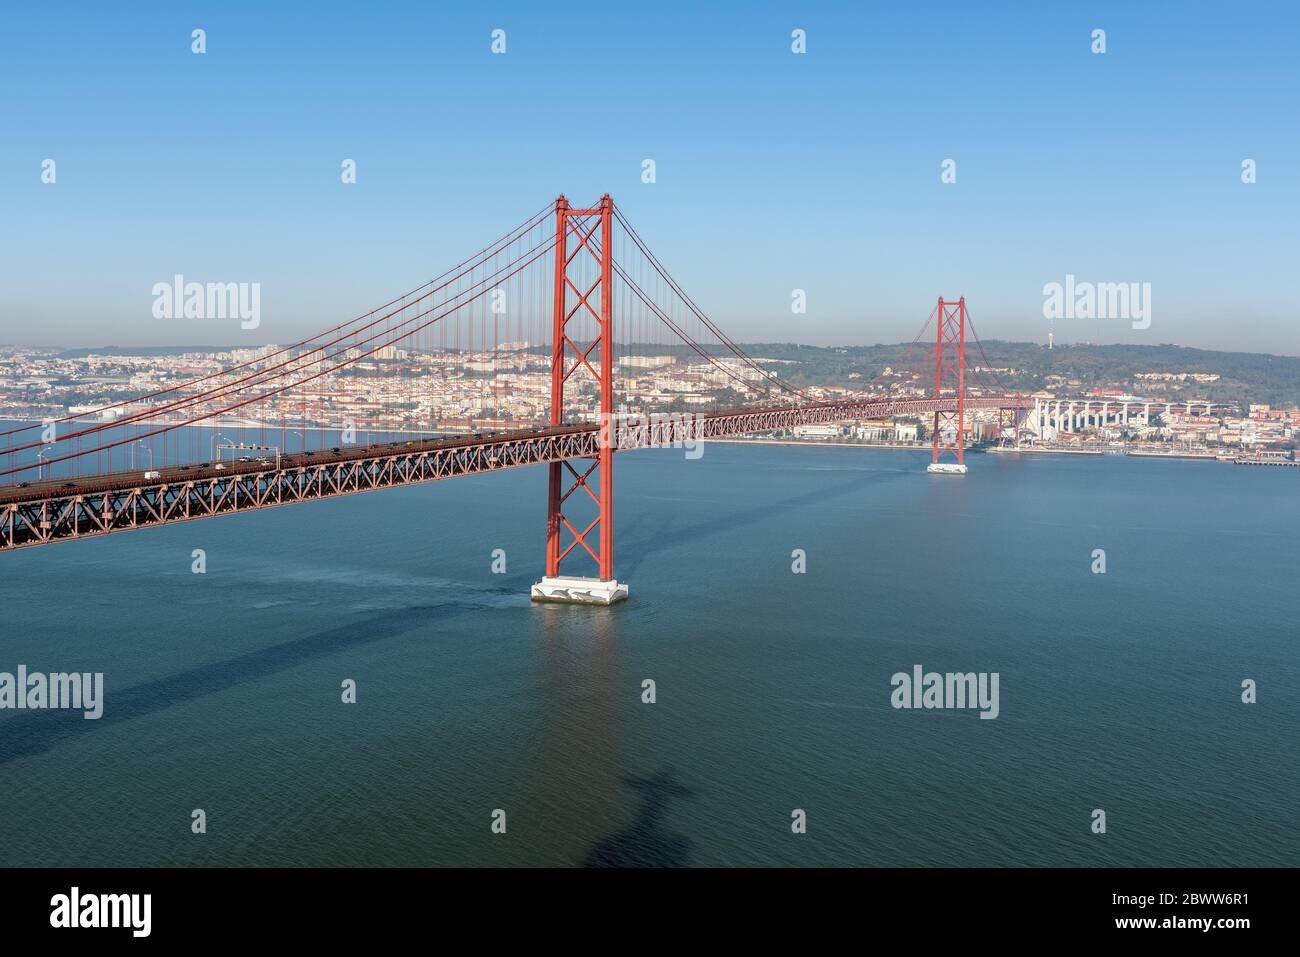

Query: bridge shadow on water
[0,465,906,766]
[583,768,698,868]
[618,467,908,579]
[0,602,475,766]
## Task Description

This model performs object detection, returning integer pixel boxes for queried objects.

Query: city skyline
[2,2,1298,353]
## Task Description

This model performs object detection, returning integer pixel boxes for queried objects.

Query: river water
[0,442,1295,866]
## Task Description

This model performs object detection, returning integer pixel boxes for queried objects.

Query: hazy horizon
[4,335,1300,361]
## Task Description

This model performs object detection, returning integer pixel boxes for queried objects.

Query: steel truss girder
[0,395,1011,553]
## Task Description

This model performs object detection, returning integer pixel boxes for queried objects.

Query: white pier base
[530,575,629,605]
[926,462,969,475]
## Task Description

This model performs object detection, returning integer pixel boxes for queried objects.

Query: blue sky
[1,1,1297,352]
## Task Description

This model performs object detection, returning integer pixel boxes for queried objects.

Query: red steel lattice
[931,296,968,465]
[545,195,615,580]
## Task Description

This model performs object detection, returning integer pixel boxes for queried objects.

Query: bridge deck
[0,395,1014,551]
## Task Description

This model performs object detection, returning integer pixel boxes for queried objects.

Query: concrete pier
[530,575,629,605]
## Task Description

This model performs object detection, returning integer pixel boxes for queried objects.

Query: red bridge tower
[928,296,969,475]
[530,195,628,604]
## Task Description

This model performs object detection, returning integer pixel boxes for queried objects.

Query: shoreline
[987,445,1104,456]
[0,415,452,436]
[706,437,937,451]
[3,416,1287,468]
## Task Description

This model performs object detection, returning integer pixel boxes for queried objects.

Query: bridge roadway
[0,394,1014,552]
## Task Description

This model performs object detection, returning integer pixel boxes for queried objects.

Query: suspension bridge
[0,195,1023,602]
